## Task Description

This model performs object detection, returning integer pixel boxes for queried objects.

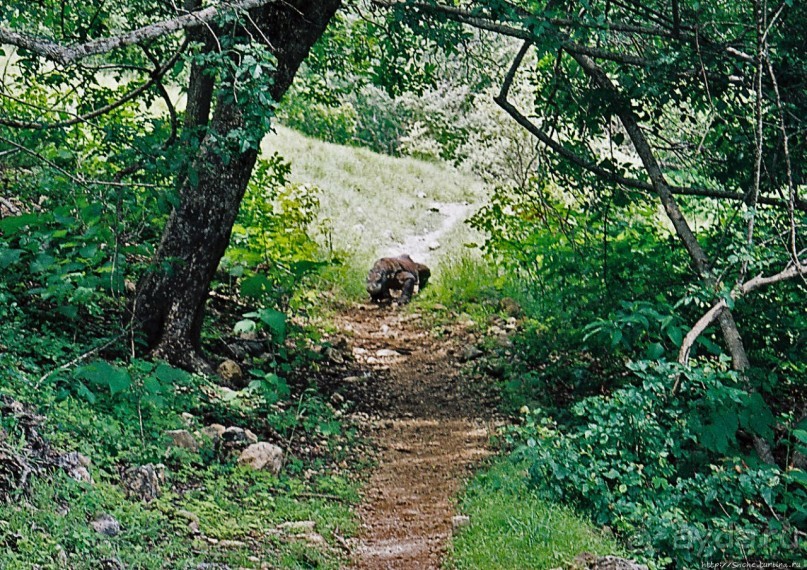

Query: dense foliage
[2,0,806,568]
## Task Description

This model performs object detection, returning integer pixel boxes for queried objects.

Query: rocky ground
[318,304,502,569]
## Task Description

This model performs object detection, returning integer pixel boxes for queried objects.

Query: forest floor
[322,304,501,569]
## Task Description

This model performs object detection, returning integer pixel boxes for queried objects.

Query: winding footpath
[333,307,496,569]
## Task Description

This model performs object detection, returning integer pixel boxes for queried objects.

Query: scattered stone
[180,412,195,426]
[417,191,427,198]
[452,515,471,531]
[121,463,164,502]
[460,345,483,361]
[432,303,447,310]
[55,545,68,566]
[237,442,283,474]
[428,241,441,250]
[217,386,239,400]
[342,375,363,383]
[57,451,93,484]
[376,349,400,358]
[300,533,326,546]
[222,426,251,446]
[244,428,259,444]
[500,297,522,317]
[164,429,199,452]
[217,359,244,388]
[219,539,247,548]
[100,558,126,570]
[176,508,200,533]
[176,509,200,526]
[324,347,345,364]
[200,423,226,441]
[331,392,345,405]
[495,335,513,348]
[277,520,316,533]
[124,280,136,296]
[196,564,231,570]
[91,514,121,537]
[486,325,506,336]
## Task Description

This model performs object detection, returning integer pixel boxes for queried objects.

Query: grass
[0,467,356,569]
[262,126,488,274]
[0,344,358,569]
[447,461,621,570]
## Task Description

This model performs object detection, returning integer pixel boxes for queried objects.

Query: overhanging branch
[0,0,273,66]
[493,42,807,211]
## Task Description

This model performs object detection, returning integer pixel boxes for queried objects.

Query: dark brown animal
[366,254,431,305]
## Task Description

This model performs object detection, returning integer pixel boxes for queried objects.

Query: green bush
[508,361,807,567]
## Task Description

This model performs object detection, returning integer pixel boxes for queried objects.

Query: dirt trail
[331,306,497,569]
[382,201,474,266]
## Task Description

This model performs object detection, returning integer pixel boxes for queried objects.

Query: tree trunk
[132,0,341,371]
[568,51,776,464]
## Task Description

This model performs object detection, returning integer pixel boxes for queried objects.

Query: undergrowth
[447,461,620,570]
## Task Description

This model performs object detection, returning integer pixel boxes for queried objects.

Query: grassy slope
[262,126,487,271]
[448,462,620,570]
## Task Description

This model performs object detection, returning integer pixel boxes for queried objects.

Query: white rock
[91,514,121,536]
[277,520,316,533]
[452,515,471,531]
[237,442,283,474]
[57,452,93,484]
[164,429,199,451]
[376,349,400,357]
[200,423,226,441]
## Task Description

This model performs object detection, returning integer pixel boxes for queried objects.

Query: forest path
[331,306,497,569]
[381,201,475,266]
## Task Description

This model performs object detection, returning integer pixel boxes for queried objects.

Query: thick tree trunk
[132,0,341,371]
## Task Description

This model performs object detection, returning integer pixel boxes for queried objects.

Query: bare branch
[493,43,806,211]
[0,0,273,65]
[0,135,167,189]
[0,44,186,130]
[677,260,807,369]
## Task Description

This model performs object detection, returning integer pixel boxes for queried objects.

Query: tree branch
[0,0,273,65]
[0,44,185,130]
[676,260,807,371]
[493,43,806,211]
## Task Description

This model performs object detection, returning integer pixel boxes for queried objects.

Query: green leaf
[75,361,131,396]
[0,248,23,269]
[739,392,775,440]
[75,381,97,404]
[240,274,272,298]
[698,409,738,453]
[143,375,162,394]
[257,308,287,342]
[645,342,665,360]
[154,362,187,384]
[666,326,683,346]
[0,213,41,235]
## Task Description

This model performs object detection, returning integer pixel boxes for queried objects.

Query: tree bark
[132,0,342,371]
